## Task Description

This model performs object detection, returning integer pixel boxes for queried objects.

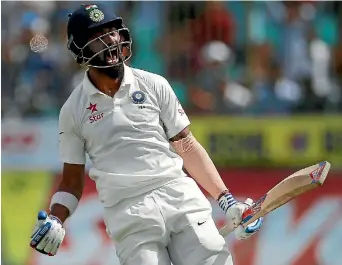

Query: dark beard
[98,63,124,80]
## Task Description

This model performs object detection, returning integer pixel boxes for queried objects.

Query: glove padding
[223,197,263,240]
[234,218,263,240]
[30,211,65,256]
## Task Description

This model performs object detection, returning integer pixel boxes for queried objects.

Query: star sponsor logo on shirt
[86,103,98,114]
[89,113,104,124]
[86,102,104,124]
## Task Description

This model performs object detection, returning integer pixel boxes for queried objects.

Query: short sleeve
[59,104,86,164]
[157,77,191,139]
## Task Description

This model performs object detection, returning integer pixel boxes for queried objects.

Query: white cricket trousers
[103,177,233,265]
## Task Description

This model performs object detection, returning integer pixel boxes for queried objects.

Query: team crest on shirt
[131,91,147,104]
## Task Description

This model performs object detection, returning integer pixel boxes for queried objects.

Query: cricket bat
[219,161,331,237]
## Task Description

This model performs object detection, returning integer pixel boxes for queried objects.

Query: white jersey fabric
[103,177,233,265]
[59,64,190,206]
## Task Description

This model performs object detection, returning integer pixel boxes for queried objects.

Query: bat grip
[219,224,235,237]
[219,207,252,237]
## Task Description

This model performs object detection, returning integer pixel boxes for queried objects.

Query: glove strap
[218,192,237,213]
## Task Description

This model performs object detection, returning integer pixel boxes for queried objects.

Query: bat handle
[219,224,235,237]
[219,209,251,237]
[219,200,255,237]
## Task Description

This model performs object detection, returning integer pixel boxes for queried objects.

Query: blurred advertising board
[1,119,93,171]
[2,115,341,171]
[2,169,341,265]
[1,171,53,265]
[191,115,342,167]
[1,119,60,171]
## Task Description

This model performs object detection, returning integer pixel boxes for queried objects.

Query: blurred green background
[2,1,342,265]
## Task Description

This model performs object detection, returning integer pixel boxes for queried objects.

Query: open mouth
[105,46,119,65]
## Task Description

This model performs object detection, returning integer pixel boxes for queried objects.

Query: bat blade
[219,161,331,237]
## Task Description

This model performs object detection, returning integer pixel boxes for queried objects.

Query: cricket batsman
[30,4,263,265]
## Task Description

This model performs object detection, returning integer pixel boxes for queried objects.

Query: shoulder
[131,68,171,90]
[59,82,85,121]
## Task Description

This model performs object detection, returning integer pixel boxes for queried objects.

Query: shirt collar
[83,64,135,96]
[121,63,135,87]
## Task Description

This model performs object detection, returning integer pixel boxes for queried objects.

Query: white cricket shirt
[59,64,190,206]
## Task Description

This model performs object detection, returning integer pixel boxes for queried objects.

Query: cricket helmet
[66,3,132,68]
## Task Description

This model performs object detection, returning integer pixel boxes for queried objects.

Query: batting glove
[30,210,66,256]
[218,192,263,240]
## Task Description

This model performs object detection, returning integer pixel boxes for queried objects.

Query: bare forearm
[171,132,228,199]
[184,154,227,199]
[57,177,84,200]
[49,164,85,223]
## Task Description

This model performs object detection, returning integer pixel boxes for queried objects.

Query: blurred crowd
[2,1,342,118]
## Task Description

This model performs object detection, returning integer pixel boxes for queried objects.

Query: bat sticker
[241,194,267,224]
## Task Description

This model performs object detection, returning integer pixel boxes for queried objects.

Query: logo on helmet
[89,9,104,22]
[85,4,98,10]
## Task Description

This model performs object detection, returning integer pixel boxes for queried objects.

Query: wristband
[49,191,79,216]
[218,192,237,213]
